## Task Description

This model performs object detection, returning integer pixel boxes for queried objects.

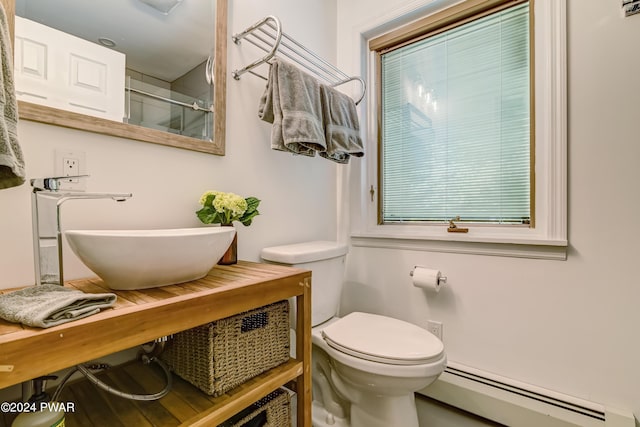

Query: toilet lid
[321,312,444,365]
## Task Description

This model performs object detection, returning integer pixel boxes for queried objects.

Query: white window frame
[350,0,567,260]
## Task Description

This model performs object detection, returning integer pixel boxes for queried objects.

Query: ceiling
[15,0,215,82]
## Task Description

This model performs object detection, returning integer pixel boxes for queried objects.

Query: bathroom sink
[65,227,236,290]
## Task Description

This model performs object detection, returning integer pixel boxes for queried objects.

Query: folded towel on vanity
[258,59,326,156]
[319,84,364,164]
[0,284,117,328]
[0,4,25,190]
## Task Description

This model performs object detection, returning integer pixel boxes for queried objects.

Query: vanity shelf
[0,261,312,426]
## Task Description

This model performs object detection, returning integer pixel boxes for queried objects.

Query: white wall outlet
[55,150,86,191]
[427,320,443,340]
[63,157,79,178]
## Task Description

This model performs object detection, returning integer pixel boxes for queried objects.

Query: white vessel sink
[65,227,236,290]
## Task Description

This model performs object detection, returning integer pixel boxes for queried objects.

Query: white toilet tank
[261,241,348,326]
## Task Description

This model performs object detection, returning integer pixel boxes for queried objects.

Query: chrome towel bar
[232,15,366,105]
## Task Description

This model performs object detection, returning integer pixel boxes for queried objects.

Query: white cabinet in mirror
[15,16,126,122]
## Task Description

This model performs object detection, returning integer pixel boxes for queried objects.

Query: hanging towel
[0,4,25,189]
[258,59,326,156]
[319,84,364,164]
[0,284,117,328]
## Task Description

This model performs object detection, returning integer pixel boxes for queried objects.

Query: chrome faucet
[30,176,132,286]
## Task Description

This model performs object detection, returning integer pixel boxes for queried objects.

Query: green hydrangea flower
[196,190,260,226]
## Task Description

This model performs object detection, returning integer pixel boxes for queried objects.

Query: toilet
[261,241,446,427]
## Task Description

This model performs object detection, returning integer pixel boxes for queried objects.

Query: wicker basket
[161,300,290,396]
[218,388,291,427]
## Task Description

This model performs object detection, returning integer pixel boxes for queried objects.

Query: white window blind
[381,2,530,224]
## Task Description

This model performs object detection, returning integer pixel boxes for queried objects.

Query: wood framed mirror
[1,0,227,155]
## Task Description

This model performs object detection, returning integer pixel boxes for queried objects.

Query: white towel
[0,4,24,189]
[319,84,364,164]
[258,59,326,156]
[0,284,117,328]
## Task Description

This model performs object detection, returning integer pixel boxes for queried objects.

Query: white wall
[0,0,338,289]
[337,0,640,422]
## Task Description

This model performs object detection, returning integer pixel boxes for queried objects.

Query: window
[352,0,567,259]
[375,0,531,226]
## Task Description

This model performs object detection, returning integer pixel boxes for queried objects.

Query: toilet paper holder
[409,267,447,285]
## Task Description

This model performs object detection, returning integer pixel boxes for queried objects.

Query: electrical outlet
[63,157,79,180]
[55,150,86,191]
[427,320,443,340]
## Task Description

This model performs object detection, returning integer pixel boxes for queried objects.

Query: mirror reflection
[14,0,219,144]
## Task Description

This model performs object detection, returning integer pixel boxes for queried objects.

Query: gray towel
[319,84,364,164]
[0,4,25,189]
[258,59,326,156]
[0,284,117,328]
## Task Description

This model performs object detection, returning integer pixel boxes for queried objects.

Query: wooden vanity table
[0,261,312,426]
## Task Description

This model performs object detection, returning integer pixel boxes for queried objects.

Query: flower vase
[218,225,237,265]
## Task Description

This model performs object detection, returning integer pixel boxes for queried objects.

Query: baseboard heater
[419,361,636,427]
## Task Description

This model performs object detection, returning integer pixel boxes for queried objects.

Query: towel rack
[232,16,366,105]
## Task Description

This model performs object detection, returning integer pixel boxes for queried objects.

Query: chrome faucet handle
[30,175,90,191]
[30,175,131,286]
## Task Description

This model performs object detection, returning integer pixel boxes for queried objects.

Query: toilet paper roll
[411,267,443,292]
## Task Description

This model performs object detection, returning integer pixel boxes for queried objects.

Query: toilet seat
[321,312,444,366]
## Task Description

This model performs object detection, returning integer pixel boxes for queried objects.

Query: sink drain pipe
[52,341,172,402]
